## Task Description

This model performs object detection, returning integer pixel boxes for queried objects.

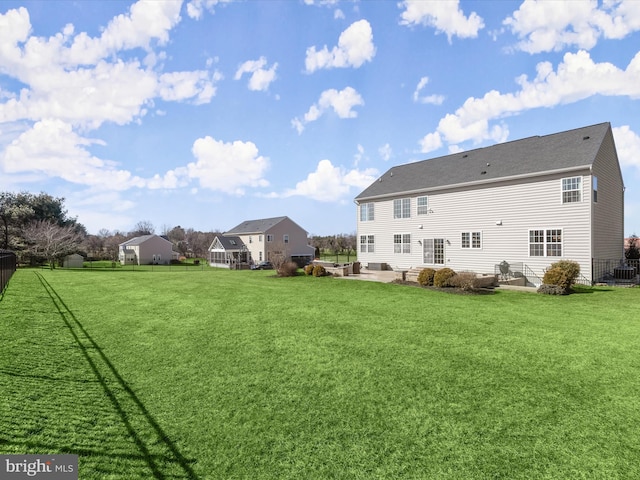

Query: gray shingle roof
[215,235,245,250]
[355,122,611,201]
[120,234,158,246]
[225,216,288,234]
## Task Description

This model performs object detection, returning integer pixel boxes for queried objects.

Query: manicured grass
[1,268,639,479]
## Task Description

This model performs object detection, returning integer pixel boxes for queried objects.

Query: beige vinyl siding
[591,130,625,260]
[358,171,594,281]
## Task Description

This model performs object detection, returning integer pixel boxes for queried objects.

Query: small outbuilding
[63,253,84,268]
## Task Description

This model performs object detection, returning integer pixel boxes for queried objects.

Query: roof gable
[210,235,245,251]
[356,122,611,201]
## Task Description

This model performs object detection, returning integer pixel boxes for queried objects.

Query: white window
[393,233,411,254]
[593,176,598,203]
[423,238,445,265]
[267,234,273,242]
[529,229,562,257]
[461,231,482,249]
[417,196,429,215]
[249,236,252,243]
[283,235,289,244]
[359,235,374,253]
[393,198,411,219]
[562,177,581,203]
[360,203,374,222]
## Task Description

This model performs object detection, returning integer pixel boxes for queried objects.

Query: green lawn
[1,268,639,479]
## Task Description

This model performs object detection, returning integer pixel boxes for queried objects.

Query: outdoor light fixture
[496,220,502,225]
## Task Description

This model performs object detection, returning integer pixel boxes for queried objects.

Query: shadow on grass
[5,272,200,479]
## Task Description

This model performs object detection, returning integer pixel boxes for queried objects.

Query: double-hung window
[461,232,482,249]
[359,235,374,253]
[562,177,581,203]
[417,196,429,215]
[393,233,411,254]
[283,235,289,244]
[393,198,411,219]
[529,229,562,257]
[360,202,374,222]
[593,176,598,203]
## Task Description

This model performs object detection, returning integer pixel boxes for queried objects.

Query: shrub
[312,264,326,277]
[417,268,436,286]
[304,264,315,275]
[278,261,299,277]
[450,272,478,291]
[537,284,567,295]
[542,260,580,292]
[433,268,456,288]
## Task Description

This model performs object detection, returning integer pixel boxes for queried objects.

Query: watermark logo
[1,455,77,479]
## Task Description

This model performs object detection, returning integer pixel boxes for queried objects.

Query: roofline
[354,164,590,204]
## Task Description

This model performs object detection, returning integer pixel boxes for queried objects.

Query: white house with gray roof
[208,216,315,269]
[355,122,624,285]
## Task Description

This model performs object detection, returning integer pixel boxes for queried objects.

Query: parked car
[251,261,273,270]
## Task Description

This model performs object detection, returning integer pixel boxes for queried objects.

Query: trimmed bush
[312,264,326,277]
[278,261,299,277]
[542,260,580,293]
[433,268,456,288]
[450,272,478,291]
[304,264,314,276]
[537,284,566,295]
[417,268,436,286]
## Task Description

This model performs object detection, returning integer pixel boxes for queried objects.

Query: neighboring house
[63,253,84,268]
[119,235,175,265]
[355,122,624,285]
[208,216,315,269]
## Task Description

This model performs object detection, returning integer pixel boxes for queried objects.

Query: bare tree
[24,220,84,268]
[267,240,290,271]
[130,220,155,237]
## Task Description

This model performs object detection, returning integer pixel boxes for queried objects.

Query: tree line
[1,191,357,267]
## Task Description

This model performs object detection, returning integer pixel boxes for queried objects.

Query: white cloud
[378,143,393,161]
[186,0,233,20]
[399,0,485,41]
[305,19,376,73]
[419,132,443,153]
[158,70,221,104]
[0,118,147,190]
[413,76,445,105]
[234,57,278,91]
[187,136,270,194]
[613,125,640,168]
[292,86,364,134]
[0,2,223,194]
[504,0,640,54]
[279,159,378,201]
[419,49,640,152]
[354,144,366,166]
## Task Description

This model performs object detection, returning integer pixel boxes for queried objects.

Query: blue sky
[1,0,639,236]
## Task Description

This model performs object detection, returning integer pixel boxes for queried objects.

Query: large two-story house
[355,122,624,285]
[208,216,315,269]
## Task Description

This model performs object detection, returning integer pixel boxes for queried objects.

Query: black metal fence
[593,258,640,285]
[0,249,17,294]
